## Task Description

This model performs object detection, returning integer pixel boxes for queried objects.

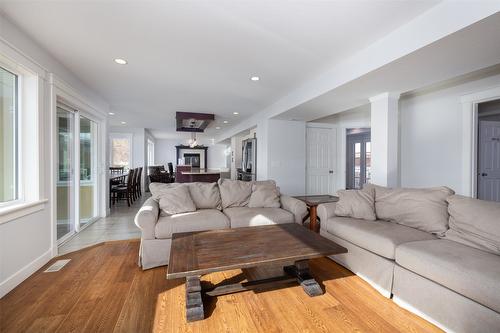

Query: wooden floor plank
[0,240,442,333]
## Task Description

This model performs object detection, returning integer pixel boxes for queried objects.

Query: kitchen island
[176,165,221,183]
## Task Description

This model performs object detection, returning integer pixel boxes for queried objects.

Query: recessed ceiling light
[121,121,126,124]
[250,76,260,81]
[233,112,239,115]
[114,58,128,65]
[108,112,115,115]
[215,126,221,130]
[223,120,228,124]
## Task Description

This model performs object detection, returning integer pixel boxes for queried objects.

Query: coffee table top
[167,223,347,279]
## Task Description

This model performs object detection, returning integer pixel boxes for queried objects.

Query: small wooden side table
[293,195,339,232]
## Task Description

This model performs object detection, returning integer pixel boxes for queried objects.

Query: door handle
[329,170,334,174]
[481,173,488,177]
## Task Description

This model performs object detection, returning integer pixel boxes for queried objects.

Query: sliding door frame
[49,74,108,255]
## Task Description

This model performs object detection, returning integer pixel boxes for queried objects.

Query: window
[110,134,132,169]
[0,66,18,204]
[147,139,155,167]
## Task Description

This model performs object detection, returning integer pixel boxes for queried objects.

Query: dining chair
[111,168,135,207]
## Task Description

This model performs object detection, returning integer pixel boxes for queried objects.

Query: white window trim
[49,74,108,253]
[0,199,48,225]
[110,132,133,168]
[0,50,43,220]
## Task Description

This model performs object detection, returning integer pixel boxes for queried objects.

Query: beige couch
[135,180,307,270]
[318,186,500,333]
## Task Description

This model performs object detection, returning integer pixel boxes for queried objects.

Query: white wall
[265,119,306,196]
[0,14,109,297]
[400,73,500,195]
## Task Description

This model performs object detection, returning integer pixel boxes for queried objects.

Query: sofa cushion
[323,217,436,259]
[443,195,500,255]
[335,186,376,221]
[224,207,294,228]
[248,183,281,208]
[155,209,230,239]
[149,182,177,198]
[156,184,196,215]
[396,239,500,313]
[218,179,253,208]
[187,182,222,210]
[372,184,454,236]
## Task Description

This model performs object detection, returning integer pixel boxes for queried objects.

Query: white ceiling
[0,0,440,139]
[279,11,500,122]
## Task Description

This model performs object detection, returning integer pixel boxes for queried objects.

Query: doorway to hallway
[477,100,500,202]
[346,128,371,190]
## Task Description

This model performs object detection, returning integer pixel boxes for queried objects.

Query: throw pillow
[442,195,500,255]
[218,179,253,208]
[248,183,281,208]
[187,182,222,210]
[372,184,454,236]
[156,184,196,215]
[334,186,376,220]
[149,182,179,200]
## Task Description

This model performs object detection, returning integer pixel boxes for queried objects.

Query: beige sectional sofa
[318,185,500,333]
[135,179,307,270]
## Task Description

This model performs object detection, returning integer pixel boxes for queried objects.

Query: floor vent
[44,259,71,273]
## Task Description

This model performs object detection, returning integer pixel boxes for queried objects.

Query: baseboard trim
[393,295,452,333]
[0,248,53,298]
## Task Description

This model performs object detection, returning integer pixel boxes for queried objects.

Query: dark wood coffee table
[167,223,347,322]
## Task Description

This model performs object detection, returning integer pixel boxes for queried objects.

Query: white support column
[369,92,400,187]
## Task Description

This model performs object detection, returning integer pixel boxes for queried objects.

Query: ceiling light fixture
[114,58,128,65]
[215,126,221,130]
[250,76,260,81]
[108,112,115,115]
[233,112,239,115]
[223,120,228,124]
[121,121,127,125]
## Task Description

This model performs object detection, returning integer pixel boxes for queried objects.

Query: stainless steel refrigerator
[240,138,257,181]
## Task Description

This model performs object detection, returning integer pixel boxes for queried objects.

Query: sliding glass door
[56,103,101,244]
[56,106,75,242]
[79,116,99,227]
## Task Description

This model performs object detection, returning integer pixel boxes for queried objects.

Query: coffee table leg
[309,205,318,232]
[186,276,204,322]
[284,260,323,297]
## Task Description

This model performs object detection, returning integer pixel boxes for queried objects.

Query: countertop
[180,168,221,175]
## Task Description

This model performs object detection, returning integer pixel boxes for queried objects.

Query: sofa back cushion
[218,179,253,209]
[150,182,222,210]
[155,184,196,216]
[248,182,281,208]
[372,184,454,236]
[443,195,500,255]
[187,182,222,210]
[334,186,376,220]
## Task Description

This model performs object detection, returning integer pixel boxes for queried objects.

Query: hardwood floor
[0,240,441,333]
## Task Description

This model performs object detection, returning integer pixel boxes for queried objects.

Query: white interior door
[306,127,336,195]
[478,120,500,201]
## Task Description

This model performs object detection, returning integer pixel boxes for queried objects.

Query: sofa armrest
[134,197,160,240]
[317,202,337,224]
[280,195,308,224]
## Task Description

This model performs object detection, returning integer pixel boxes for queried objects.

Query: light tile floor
[58,193,149,255]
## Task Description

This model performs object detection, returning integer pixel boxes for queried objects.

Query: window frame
[0,63,21,208]
[147,138,155,167]
[0,51,45,223]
